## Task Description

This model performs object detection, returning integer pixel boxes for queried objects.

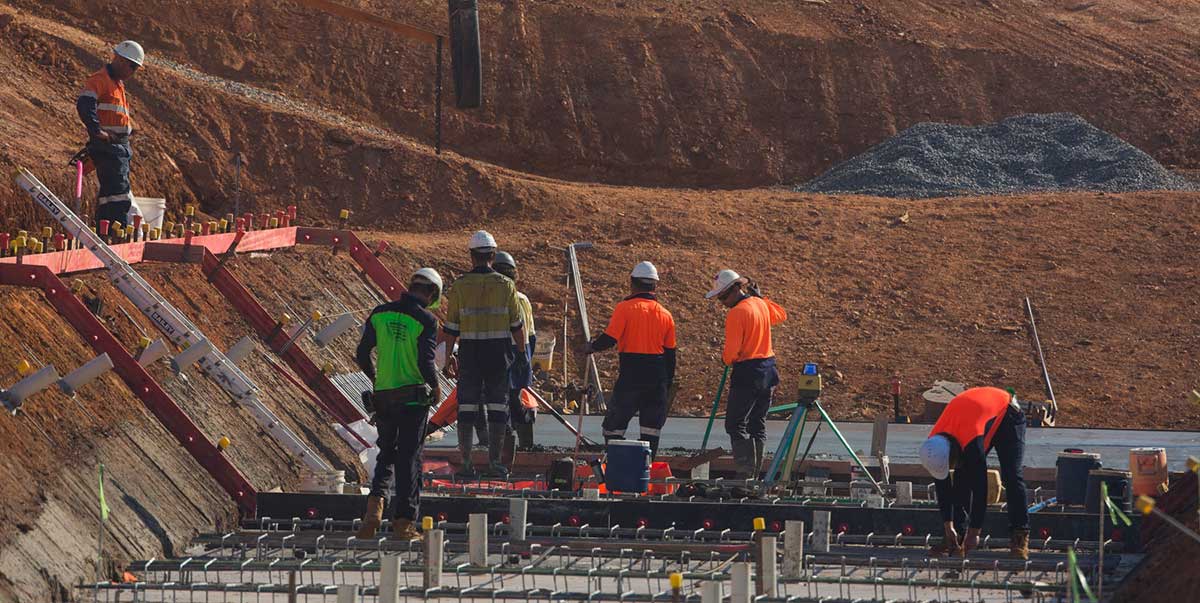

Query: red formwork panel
[0,263,257,515]
[295,228,407,301]
[0,228,299,275]
[141,240,369,430]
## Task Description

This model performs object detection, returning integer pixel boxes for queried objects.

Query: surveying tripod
[762,364,884,494]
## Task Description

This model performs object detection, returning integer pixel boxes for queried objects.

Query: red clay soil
[6,0,1199,189]
[363,187,1200,429]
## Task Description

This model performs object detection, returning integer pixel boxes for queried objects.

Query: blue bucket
[1056,451,1101,505]
[606,440,651,493]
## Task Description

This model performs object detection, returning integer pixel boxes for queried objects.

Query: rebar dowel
[435,36,444,154]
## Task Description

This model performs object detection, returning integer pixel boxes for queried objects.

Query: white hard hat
[630,261,659,281]
[411,267,443,296]
[494,251,516,269]
[704,269,742,299]
[919,435,952,480]
[468,230,496,251]
[113,40,145,66]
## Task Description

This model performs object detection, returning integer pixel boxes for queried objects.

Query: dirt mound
[5,0,1200,190]
[799,113,1196,198]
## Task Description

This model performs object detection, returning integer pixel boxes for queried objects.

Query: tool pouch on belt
[372,384,435,415]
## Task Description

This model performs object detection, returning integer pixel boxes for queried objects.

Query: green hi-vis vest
[370,310,428,393]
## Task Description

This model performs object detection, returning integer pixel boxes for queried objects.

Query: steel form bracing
[15,169,336,476]
[141,239,374,455]
[0,262,257,514]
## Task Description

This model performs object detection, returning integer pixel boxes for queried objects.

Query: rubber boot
[457,422,477,478]
[516,423,535,450]
[392,518,422,541]
[356,495,384,538]
[1009,528,1030,560]
[731,439,756,480]
[751,439,765,481]
[485,422,510,477]
[475,413,490,446]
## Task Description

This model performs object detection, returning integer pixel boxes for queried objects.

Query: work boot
[751,439,765,481]
[1009,528,1030,560]
[731,439,756,480]
[516,423,535,450]
[502,428,517,468]
[391,518,422,541]
[356,495,385,539]
[484,422,510,477]
[457,422,477,479]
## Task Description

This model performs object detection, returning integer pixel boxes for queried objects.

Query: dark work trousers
[944,406,1029,531]
[601,379,668,456]
[369,402,430,520]
[724,359,779,444]
[88,140,133,227]
[456,339,513,425]
[993,406,1029,530]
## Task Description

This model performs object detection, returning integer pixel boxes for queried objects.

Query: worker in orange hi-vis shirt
[705,269,786,479]
[586,261,677,459]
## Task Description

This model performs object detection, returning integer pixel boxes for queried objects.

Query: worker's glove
[512,351,531,378]
[418,383,435,406]
[360,390,374,414]
[667,382,679,407]
[745,279,762,298]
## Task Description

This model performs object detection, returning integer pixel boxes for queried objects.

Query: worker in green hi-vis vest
[354,267,444,541]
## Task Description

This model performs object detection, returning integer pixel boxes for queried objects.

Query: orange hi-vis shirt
[79,67,133,137]
[723,296,787,366]
[603,294,676,354]
[929,387,1015,452]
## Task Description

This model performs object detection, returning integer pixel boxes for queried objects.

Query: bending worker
[354,268,444,540]
[705,269,786,479]
[918,386,1030,559]
[586,262,676,458]
[442,231,529,477]
[77,41,144,227]
[494,251,537,453]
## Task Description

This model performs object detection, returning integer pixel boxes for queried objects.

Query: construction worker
[441,231,529,477]
[705,269,786,479]
[76,41,144,227]
[586,262,676,458]
[918,386,1030,559]
[354,268,443,540]
[493,251,537,452]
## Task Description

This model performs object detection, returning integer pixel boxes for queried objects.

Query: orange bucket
[647,462,676,495]
[1130,447,1169,497]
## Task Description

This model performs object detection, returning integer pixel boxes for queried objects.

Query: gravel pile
[798,113,1195,198]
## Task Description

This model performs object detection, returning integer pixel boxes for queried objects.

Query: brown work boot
[1009,528,1030,560]
[392,518,422,541]
[356,495,385,538]
[929,536,962,557]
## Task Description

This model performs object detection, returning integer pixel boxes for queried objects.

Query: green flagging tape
[1102,483,1133,527]
[1067,548,1097,603]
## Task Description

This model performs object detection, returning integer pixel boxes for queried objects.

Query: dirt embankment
[3,0,1198,201]
[0,247,389,601]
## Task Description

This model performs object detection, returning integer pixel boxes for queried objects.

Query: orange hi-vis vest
[723,296,786,366]
[929,387,1015,452]
[80,67,133,137]
[603,294,676,354]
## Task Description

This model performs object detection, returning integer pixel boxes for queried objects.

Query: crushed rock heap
[798,113,1195,199]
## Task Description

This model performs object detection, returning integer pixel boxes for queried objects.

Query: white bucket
[298,469,346,493]
[131,197,167,230]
